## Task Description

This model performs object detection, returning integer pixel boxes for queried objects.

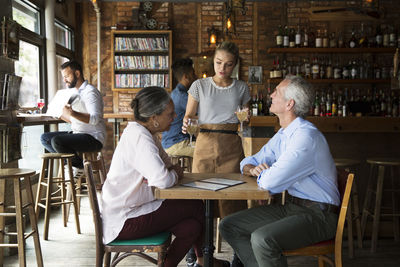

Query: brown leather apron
[193,123,247,218]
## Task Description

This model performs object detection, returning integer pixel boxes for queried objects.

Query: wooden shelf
[248,116,400,133]
[268,78,391,84]
[267,47,397,54]
[111,30,172,92]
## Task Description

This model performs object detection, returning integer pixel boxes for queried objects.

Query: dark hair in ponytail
[130,86,171,122]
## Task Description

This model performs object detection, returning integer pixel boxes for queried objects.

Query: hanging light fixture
[224,0,247,36]
[208,26,219,47]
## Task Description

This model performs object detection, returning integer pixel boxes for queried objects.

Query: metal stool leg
[0,179,5,266]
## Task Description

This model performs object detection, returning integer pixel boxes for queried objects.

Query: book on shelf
[181,177,245,191]
[115,37,169,51]
[1,73,22,110]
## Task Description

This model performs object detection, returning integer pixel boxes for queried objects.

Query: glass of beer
[187,118,199,147]
[236,105,247,133]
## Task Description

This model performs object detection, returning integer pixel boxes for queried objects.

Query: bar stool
[67,151,105,219]
[361,158,400,252]
[0,168,43,267]
[169,155,192,173]
[35,153,81,240]
[334,158,363,258]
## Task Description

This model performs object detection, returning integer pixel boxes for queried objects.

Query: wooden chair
[83,161,171,267]
[283,170,355,267]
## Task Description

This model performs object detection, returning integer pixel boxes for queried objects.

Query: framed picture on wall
[248,66,262,84]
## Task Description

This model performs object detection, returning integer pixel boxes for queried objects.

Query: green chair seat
[108,231,171,246]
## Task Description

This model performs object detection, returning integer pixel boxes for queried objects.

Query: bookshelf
[111,30,172,92]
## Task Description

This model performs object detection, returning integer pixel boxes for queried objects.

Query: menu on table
[181,178,245,191]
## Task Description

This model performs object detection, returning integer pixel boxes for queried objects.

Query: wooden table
[104,113,133,148]
[17,114,64,126]
[155,173,270,267]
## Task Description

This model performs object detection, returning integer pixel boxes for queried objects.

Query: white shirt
[71,80,106,145]
[101,122,177,244]
[188,77,251,124]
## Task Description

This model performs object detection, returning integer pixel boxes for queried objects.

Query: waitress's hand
[182,117,188,134]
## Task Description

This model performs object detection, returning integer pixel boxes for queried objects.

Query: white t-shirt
[101,122,177,244]
[188,77,251,124]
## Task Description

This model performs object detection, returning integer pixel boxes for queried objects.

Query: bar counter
[249,116,400,133]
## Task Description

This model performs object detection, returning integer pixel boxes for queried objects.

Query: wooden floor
[3,198,400,266]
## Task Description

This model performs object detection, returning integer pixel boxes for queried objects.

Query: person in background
[219,75,340,267]
[40,60,106,171]
[101,86,228,267]
[162,58,197,157]
[182,41,250,267]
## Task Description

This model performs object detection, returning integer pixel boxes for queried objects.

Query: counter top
[249,116,400,133]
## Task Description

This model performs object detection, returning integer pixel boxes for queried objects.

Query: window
[56,55,69,89]
[15,40,40,107]
[12,0,40,34]
[55,20,74,50]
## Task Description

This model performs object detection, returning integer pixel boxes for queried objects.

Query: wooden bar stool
[169,155,192,173]
[361,158,400,252]
[334,158,363,258]
[0,168,43,267]
[35,153,81,240]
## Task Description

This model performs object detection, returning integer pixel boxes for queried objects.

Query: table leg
[204,199,215,267]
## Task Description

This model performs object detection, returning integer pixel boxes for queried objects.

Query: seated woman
[101,86,206,267]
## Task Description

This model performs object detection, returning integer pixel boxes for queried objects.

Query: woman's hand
[169,164,184,181]
[182,117,188,134]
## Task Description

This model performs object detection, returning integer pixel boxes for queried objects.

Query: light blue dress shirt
[240,117,340,206]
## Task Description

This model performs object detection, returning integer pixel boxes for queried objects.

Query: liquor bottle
[283,25,289,48]
[331,90,338,116]
[350,60,358,79]
[337,91,343,117]
[258,92,264,116]
[349,28,357,48]
[342,61,350,79]
[289,28,296,48]
[275,58,282,78]
[251,95,258,116]
[270,59,276,79]
[389,26,397,47]
[392,92,399,117]
[315,29,322,48]
[264,87,272,116]
[326,90,332,116]
[295,25,302,48]
[326,57,333,79]
[311,57,320,79]
[322,29,329,48]
[329,32,337,48]
[359,23,368,48]
[383,26,390,47]
[376,25,383,47]
[333,58,342,79]
[304,57,311,79]
[303,27,309,47]
[281,60,288,78]
[313,91,320,116]
[276,25,283,47]
[320,92,326,116]
[319,57,326,79]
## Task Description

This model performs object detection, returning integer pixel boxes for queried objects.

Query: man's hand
[243,163,269,177]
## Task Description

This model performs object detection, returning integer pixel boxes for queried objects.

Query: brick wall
[78,1,400,167]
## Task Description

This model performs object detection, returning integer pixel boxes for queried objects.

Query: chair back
[84,161,105,267]
[335,169,355,266]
